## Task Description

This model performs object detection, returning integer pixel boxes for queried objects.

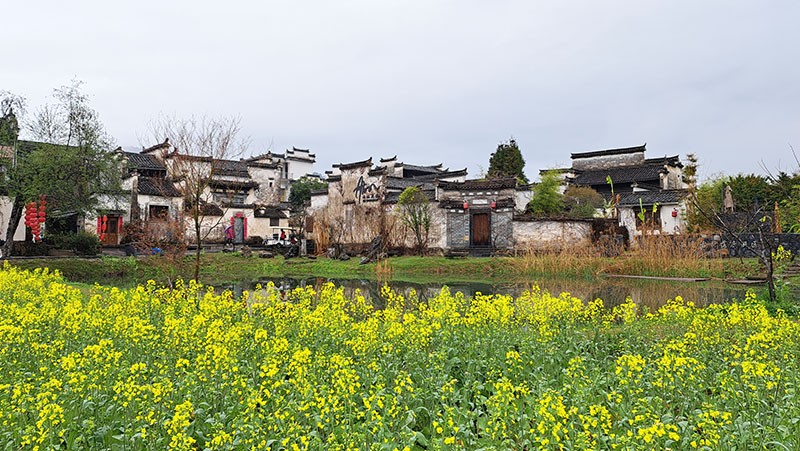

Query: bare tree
[149,115,247,281]
[692,198,782,303]
[397,186,431,255]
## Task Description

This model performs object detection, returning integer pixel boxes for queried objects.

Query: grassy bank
[7,251,759,288]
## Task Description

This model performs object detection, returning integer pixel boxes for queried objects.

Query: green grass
[7,252,760,288]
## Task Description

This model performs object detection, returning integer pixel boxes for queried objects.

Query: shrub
[72,231,101,255]
[45,231,100,255]
[563,186,603,218]
[246,235,263,246]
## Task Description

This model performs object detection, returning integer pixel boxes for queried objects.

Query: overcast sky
[4,1,799,182]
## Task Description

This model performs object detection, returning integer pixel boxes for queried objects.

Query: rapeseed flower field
[1,264,799,450]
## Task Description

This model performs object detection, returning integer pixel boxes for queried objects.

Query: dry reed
[512,234,727,279]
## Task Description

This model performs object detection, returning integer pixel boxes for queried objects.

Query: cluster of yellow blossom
[0,263,799,449]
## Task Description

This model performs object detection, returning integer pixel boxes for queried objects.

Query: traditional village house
[437,177,598,253]
[436,178,519,255]
[561,144,687,237]
[87,140,315,246]
[241,147,316,240]
[308,156,467,252]
[87,148,185,246]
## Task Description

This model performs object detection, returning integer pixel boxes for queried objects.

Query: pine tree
[487,138,528,183]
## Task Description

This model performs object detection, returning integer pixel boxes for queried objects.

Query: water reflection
[226,276,753,311]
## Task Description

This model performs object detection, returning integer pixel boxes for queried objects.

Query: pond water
[223,276,756,312]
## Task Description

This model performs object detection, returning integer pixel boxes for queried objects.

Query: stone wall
[710,233,800,258]
[513,219,593,250]
[446,209,469,248]
[444,209,513,249]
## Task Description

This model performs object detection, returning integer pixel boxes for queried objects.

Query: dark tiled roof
[310,186,329,195]
[439,198,515,209]
[645,155,682,168]
[198,203,224,216]
[412,168,468,181]
[138,176,182,197]
[244,152,277,162]
[254,206,288,218]
[208,179,259,190]
[386,177,429,190]
[123,151,166,171]
[402,163,444,176]
[247,161,279,169]
[571,163,666,187]
[380,155,397,162]
[286,147,315,160]
[438,178,517,191]
[571,144,646,160]
[212,159,250,177]
[142,138,170,154]
[617,190,687,207]
[335,157,372,170]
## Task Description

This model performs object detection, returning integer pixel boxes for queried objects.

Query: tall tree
[527,170,563,216]
[1,82,119,257]
[397,186,431,255]
[487,138,529,183]
[149,115,246,282]
[288,176,327,210]
[0,91,24,146]
[288,176,328,242]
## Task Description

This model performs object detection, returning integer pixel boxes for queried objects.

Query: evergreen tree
[288,176,328,210]
[0,91,24,146]
[487,138,528,183]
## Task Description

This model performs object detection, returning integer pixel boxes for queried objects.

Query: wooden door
[471,213,490,246]
[103,216,120,246]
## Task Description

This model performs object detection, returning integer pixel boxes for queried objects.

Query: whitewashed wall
[513,219,593,250]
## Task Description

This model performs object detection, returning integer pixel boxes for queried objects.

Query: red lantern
[671,209,678,218]
[462,201,469,210]
[490,200,497,209]
[25,204,35,227]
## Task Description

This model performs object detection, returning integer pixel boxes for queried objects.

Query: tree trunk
[1,197,24,258]
[193,218,201,282]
